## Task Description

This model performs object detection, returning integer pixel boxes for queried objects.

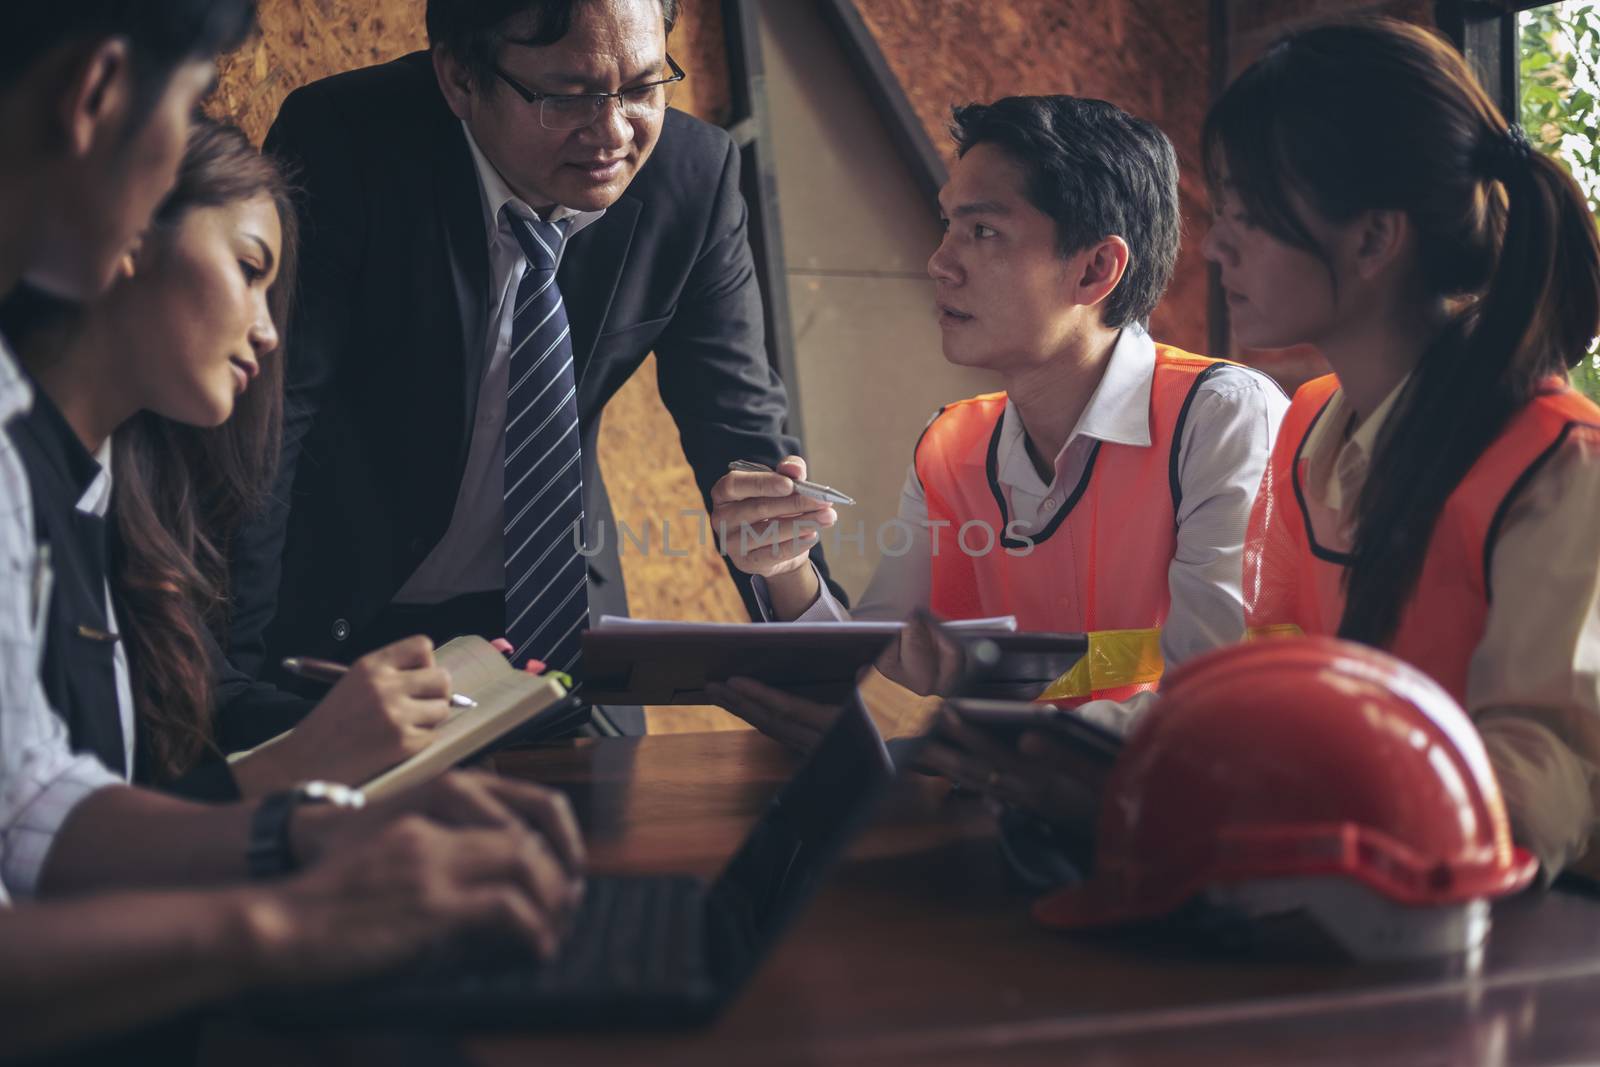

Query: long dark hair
[1205,18,1600,647]
[110,119,296,780]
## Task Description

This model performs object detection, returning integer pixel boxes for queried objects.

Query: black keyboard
[279,875,719,1027]
[508,874,710,995]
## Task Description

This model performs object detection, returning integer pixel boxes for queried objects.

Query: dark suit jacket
[226,53,839,723]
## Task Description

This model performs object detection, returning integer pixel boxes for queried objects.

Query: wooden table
[219,731,1600,1066]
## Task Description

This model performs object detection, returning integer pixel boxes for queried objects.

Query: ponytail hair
[1204,17,1600,647]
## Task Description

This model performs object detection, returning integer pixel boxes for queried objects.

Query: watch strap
[247,789,299,880]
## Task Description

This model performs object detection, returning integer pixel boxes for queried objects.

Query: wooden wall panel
[851,0,1215,354]
[212,0,748,733]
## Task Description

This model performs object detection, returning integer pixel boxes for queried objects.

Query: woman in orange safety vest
[1203,19,1600,882]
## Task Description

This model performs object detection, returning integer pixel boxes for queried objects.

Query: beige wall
[758,0,997,602]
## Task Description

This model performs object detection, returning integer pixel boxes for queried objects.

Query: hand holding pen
[283,656,479,709]
[227,636,466,796]
[710,455,848,591]
[725,459,855,506]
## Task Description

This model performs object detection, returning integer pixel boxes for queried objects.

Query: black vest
[8,388,126,777]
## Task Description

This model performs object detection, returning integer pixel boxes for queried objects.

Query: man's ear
[1069,235,1131,312]
[59,37,132,159]
[432,46,478,122]
[1348,209,1409,283]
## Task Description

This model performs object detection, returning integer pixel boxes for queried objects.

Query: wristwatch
[247,780,366,879]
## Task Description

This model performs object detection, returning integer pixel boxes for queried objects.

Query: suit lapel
[561,194,640,386]
[433,118,491,443]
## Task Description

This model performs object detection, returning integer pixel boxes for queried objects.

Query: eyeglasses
[494,55,686,131]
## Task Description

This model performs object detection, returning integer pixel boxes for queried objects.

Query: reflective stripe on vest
[1039,627,1165,701]
[1243,373,1600,702]
[914,345,1229,703]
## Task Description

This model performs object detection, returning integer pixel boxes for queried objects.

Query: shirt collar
[77,440,112,518]
[0,330,34,425]
[996,325,1157,478]
[1069,325,1157,449]
[1301,374,1410,518]
[461,122,605,242]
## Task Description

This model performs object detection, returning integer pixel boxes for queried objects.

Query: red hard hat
[1034,636,1536,956]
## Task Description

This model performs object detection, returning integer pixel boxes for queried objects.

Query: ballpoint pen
[280,656,479,709]
[727,459,856,506]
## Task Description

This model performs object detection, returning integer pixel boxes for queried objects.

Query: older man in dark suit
[228,0,839,734]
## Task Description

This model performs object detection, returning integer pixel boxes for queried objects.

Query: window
[1519,2,1600,397]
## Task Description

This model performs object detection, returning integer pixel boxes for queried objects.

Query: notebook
[233,636,577,800]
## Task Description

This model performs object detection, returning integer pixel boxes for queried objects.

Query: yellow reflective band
[1246,624,1304,641]
[1039,628,1165,701]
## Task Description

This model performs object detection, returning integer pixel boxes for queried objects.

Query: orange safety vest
[915,345,1230,703]
[1244,373,1600,703]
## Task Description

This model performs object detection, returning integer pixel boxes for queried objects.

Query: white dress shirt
[77,441,136,780]
[0,335,120,901]
[394,124,605,604]
[759,327,1290,732]
[1302,379,1600,880]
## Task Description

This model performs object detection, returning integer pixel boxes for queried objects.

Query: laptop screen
[704,613,983,987]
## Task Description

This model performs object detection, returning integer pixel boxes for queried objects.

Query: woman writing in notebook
[4,120,456,799]
[930,17,1600,883]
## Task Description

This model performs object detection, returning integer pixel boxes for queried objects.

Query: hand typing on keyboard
[246,771,587,982]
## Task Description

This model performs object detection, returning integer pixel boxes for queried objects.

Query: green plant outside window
[1521,1,1600,398]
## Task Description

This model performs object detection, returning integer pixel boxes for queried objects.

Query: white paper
[592,615,1018,635]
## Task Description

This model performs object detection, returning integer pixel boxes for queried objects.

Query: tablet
[582,623,1086,705]
[949,697,1123,767]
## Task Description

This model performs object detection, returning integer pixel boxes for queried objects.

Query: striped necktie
[503,211,588,676]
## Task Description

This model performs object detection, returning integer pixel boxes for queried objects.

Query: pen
[281,656,479,709]
[727,459,856,506]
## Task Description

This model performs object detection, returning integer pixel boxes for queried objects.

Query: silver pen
[281,656,479,709]
[728,459,856,506]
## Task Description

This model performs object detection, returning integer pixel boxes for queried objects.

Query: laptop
[259,612,1011,1030]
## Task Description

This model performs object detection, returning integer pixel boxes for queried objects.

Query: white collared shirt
[394,123,606,604]
[761,327,1290,733]
[76,441,136,780]
[0,334,120,902]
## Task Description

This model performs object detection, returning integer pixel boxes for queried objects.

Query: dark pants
[358,592,643,737]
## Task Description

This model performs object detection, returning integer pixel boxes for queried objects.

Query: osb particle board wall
[851,0,1215,355]
[1225,0,1435,76]
[210,0,748,733]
